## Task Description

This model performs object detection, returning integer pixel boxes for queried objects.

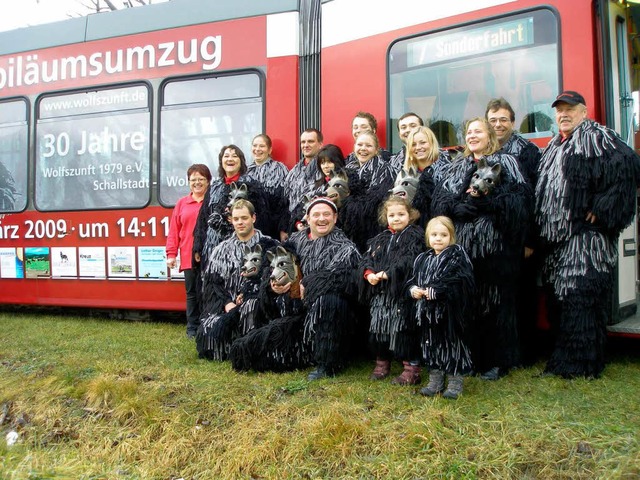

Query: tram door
[602,0,638,319]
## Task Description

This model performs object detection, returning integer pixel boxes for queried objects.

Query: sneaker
[480,367,506,381]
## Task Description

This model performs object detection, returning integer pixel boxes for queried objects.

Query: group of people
[166,91,640,399]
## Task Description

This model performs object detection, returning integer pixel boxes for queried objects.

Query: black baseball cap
[551,90,586,108]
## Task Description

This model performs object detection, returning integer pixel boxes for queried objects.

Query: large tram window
[159,72,263,207]
[35,84,151,211]
[0,99,28,213]
[388,8,560,151]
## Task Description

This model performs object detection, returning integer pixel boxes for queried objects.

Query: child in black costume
[408,216,475,399]
[358,197,425,385]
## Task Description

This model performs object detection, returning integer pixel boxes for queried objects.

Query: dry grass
[0,312,639,479]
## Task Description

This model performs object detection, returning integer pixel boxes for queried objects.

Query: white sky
[0,0,170,32]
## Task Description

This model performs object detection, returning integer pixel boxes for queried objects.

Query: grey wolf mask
[389,167,420,202]
[468,158,501,197]
[298,193,315,228]
[241,244,263,278]
[266,246,299,286]
[324,170,350,207]
[227,182,249,209]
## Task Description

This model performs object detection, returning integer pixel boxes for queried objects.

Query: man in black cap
[535,90,640,378]
[273,197,361,380]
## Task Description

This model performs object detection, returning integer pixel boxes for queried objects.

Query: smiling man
[535,90,640,379]
[196,199,278,361]
[280,197,361,380]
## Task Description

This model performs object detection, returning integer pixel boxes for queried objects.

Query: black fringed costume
[411,151,452,226]
[229,246,310,372]
[342,155,395,251]
[246,158,289,238]
[536,119,640,378]
[196,231,278,360]
[287,228,361,373]
[283,158,323,229]
[357,224,425,360]
[408,244,475,375]
[431,153,533,372]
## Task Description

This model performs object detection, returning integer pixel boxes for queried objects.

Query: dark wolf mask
[241,244,263,278]
[266,246,299,286]
[468,158,501,197]
[227,182,249,209]
[389,167,420,202]
[324,170,350,207]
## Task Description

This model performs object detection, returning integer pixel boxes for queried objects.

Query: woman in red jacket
[166,163,212,338]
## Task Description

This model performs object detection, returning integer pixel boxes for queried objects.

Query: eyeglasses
[488,117,512,125]
[189,178,208,184]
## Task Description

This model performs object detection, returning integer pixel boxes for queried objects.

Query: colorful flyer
[0,247,24,279]
[25,247,51,278]
[78,247,106,278]
[51,247,78,277]
[137,246,167,279]
[107,246,136,278]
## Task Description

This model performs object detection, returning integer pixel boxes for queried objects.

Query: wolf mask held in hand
[467,158,501,197]
[266,246,299,286]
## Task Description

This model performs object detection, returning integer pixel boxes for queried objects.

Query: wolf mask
[324,170,350,207]
[389,167,420,202]
[468,158,501,197]
[240,244,263,278]
[227,182,249,209]
[266,246,299,286]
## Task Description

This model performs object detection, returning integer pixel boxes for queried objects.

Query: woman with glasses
[166,163,212,338]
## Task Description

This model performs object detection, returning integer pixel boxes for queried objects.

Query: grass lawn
[0,312,639,479]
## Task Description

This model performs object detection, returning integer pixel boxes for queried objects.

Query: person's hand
[586,211,597,224]
[299,282,305,299]
[296,219,307,231]
[366,273,380,286]
[452,202,477,220]
[378,271,388,281]
[471,194,491,212]
[167,257,177,269]
[224,302,236,313]
[524,247,534,259]
[271,280,292,295]
[280,231,289,242]
[410,286,423,299]
[235,294,244,305]
[194,252,201,263]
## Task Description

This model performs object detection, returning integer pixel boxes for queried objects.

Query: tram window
[159,72,263,207]
[388,8,560,151]
[0,99,28,213]
[34,84,151,212]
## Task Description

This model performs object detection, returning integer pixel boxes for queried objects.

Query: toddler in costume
[408,216,475,399]
[358,197,425,384]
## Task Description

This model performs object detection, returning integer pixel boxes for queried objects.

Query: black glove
[470,194,491,212]
[452,202,478,221]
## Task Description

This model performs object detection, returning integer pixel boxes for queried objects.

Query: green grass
[0,312,639,479]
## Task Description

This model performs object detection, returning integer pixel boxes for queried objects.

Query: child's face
[387,204,410,232]
[428,222,451,254]
[320,158,335,177]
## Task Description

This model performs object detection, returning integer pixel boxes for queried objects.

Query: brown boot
[370,359,391,380]
[391,361,421,385]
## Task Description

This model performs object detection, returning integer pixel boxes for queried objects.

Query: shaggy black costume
[536,119,640,378]
[283,157,323,231]
[287,227,361,374]
[246,158,289,238]
[357,224,425,360]
[499,132,542,365]
[431,153,533,373]
[408,244,475,375]
[411,151,452,227]
[229,246,310,372]
[342,155,395,251]
[196,231,278,360]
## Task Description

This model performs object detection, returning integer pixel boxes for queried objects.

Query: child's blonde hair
[425,216,456,247]
[378,196,420,226]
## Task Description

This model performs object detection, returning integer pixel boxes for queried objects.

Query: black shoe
[480,367,506,381]
[186,332,196,340]
[308,367,328,381]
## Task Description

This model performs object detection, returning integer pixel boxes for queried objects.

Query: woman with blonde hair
[430,117,533,381]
